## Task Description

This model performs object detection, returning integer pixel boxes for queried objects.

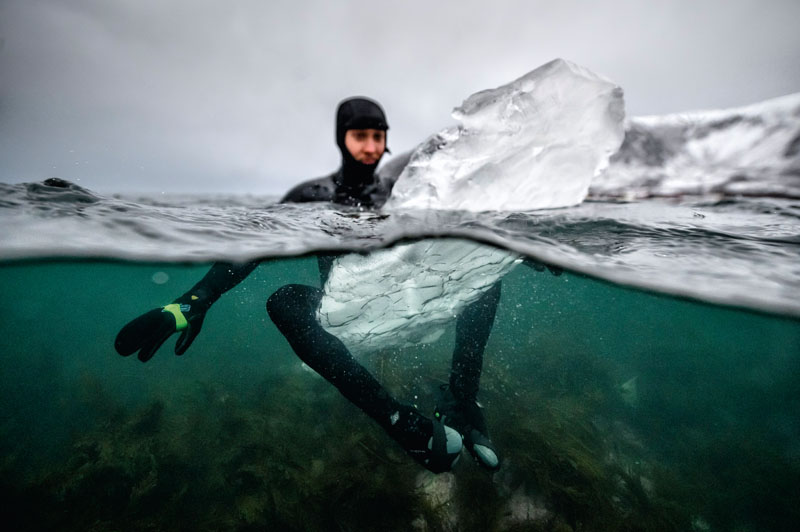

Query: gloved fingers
[136,325,174,362]
[115,308,173,357]
[175,315,205,356]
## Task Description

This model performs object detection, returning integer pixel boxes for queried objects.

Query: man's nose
[364,138,378,153]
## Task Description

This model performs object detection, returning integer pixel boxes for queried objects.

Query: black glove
[114,291,211,362]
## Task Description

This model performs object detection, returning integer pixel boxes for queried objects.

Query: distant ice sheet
[595,92,800,199]
[386,58,626,212]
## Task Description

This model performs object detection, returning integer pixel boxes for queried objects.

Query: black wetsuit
[282,167,394,208]
[183,166,501,434]
[112,96,558,472]
[177,96,502,460]
[273,169,501,432]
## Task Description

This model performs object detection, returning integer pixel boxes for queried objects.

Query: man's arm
[114,260,260,362]
[161,177,333,347]
[184,261,260,304]
[280,176,335,204]
[116,173,339,362]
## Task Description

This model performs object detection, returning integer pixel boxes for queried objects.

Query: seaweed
[2,272,798,531]
[0,346,671,531]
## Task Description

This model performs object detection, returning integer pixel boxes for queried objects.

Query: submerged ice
[319,60,626,352]
[318,239,521,352]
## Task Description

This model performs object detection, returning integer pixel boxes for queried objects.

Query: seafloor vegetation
[1,262,798,531]
[2,328,798,532]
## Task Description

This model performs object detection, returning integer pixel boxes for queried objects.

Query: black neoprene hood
[331,96,391,190]
[335,97,389,152]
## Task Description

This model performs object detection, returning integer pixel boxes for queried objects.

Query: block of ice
[319,60,626,353]
[385,58,625,212]
[318,239,521,353]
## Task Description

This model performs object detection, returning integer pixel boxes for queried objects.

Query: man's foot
[384,403,462,474]
[434,385,500,471]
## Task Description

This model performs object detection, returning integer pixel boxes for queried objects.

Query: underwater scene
[2,59,799,532]
[1,249,798,532]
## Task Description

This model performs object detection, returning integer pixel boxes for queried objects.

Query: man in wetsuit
[115,97,501,473]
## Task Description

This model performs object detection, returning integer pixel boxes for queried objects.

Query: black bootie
[434,385,499,471]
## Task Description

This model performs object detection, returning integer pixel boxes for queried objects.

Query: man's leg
[267,283,461,473]
[438,280,502,470]
[451,281,502,401]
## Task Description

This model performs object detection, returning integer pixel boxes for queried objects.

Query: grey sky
[1,0,799,195]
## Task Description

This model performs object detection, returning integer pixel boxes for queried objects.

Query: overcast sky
[1,0,799,195]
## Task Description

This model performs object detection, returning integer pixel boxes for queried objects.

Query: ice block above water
[319,60,627,353]
[386,58,626,212]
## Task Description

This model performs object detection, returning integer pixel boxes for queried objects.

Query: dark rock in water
[25,178,101,203]
[43,177,72,188]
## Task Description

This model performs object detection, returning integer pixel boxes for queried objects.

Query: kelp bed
[3,334,797,532]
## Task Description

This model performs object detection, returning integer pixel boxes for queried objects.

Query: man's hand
[114,292,209,362]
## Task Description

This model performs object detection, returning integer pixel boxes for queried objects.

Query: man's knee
[266,284,319,329]
[267,284,292,319]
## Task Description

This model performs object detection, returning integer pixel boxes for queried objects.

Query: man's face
[344,129,386,165]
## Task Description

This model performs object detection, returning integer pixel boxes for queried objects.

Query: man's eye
[355,133,367,140]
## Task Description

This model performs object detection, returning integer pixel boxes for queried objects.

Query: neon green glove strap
[163,304,188,331]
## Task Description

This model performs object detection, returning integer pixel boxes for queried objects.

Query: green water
[1,256,798,531]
